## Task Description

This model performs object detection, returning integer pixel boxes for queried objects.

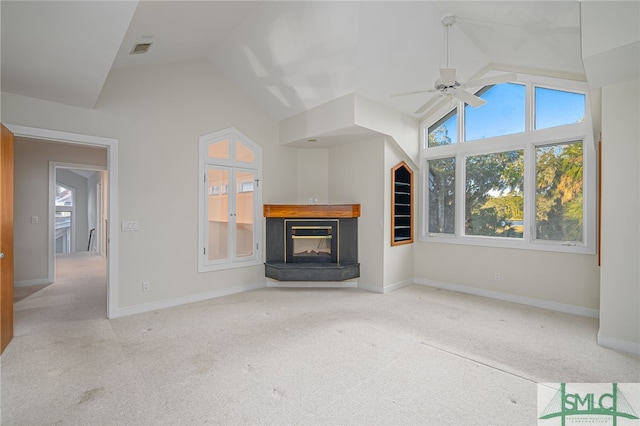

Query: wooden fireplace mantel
[263,204,360,218]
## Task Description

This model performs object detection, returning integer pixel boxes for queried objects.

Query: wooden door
[1,123,14,353]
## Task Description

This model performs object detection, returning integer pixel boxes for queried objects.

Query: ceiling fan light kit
[392,13,516,116]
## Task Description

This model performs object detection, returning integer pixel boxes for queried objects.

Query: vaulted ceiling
[0,1,634,122]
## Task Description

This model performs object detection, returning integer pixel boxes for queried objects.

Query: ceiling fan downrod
[441,14,456,69]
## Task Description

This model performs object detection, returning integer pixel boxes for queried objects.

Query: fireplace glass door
[292,226,332,259]
[285,220,338,263]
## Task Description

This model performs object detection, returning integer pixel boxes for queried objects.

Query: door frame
[6,124,119,319]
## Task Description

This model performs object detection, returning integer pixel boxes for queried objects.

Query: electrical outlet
[142,281,150,292]
[494,272,501,281]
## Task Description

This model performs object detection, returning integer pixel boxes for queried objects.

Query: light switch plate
[121,220,139,231]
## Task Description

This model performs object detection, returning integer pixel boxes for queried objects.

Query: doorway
[6,124,119,318]
[52,163,108,288]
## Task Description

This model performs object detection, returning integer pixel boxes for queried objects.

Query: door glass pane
[56,184,73,206]
[465,150,524,238]
[235,170,255,258]
[427,157,455,234]
[55,211,72,254]
[236,140,255,163]
[207,168,229,261]
[208,139,230,160]
[535,141,583,241]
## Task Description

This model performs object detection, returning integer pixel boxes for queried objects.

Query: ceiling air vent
[130,42,152,55]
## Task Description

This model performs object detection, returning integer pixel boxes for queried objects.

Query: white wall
[3,59,297,311]
[383,140,415,292]
[599,78,640,350]
[13,138,107,285]
[328,137,385,292]
[413,243,599,312]
[296,149,329,204]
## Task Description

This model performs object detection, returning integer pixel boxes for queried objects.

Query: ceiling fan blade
[453,89,486,108]
[415,94,445,115]
[464,72,517,88]
[390,89,433,98]
[440,68,457,86]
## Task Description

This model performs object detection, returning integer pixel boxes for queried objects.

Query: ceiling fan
[392,14,516,116]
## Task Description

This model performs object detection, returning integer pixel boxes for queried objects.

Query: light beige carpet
[1,253,638,425]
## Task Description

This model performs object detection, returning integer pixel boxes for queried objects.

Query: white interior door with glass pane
[55,183,74,253]
[206,166,258,265]
[199,127,262,272]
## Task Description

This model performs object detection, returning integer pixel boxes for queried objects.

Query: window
[428,109,457,147]
[427,157,455,234]
[199,128,262,272]
[465,83,525,141]
[55,184,74,254]
[421,75,595,254]
[535,87,585,130]
[535,141,583,242]
[465,150,524,238]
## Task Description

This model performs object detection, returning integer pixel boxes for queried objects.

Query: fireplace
[264,204,360,281]
[286,220,338,263]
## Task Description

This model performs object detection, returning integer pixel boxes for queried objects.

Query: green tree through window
[536,142,583,241]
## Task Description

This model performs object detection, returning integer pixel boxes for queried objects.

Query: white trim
[15,279,52,287]
[356,282,384,294]
[414,278,600,318]
[7,124,119,319]
[109,282,266,318]
[382,278,414,294]
[597,332,640,355]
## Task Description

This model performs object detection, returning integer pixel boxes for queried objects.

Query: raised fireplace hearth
[264,204,360,281]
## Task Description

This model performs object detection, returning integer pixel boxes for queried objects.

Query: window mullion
[456,101,465,237]
[523,144,535,243]
[457,101,465,143]
[456,152,466,237]
[228,169,237,262]
[526,81,534,132]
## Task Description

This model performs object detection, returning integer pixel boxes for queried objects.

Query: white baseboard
[109,282,266,319]
[383,278,413,294]
[414,278,600,319]
[266,279,358,288]
[357,282,384,293]
[597,332,640,355]
[15,279,52,288]
[357,279,413,294]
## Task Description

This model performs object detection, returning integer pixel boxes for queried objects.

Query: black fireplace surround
[263,205,360,281]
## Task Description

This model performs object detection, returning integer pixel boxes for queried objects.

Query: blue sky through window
[428,109,457,147]
[535,87,585,129]
[428,82,585,148]
[465,83,525,142]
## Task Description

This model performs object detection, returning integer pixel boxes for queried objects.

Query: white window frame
[420,74,596,254]
[198,127,263,272]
